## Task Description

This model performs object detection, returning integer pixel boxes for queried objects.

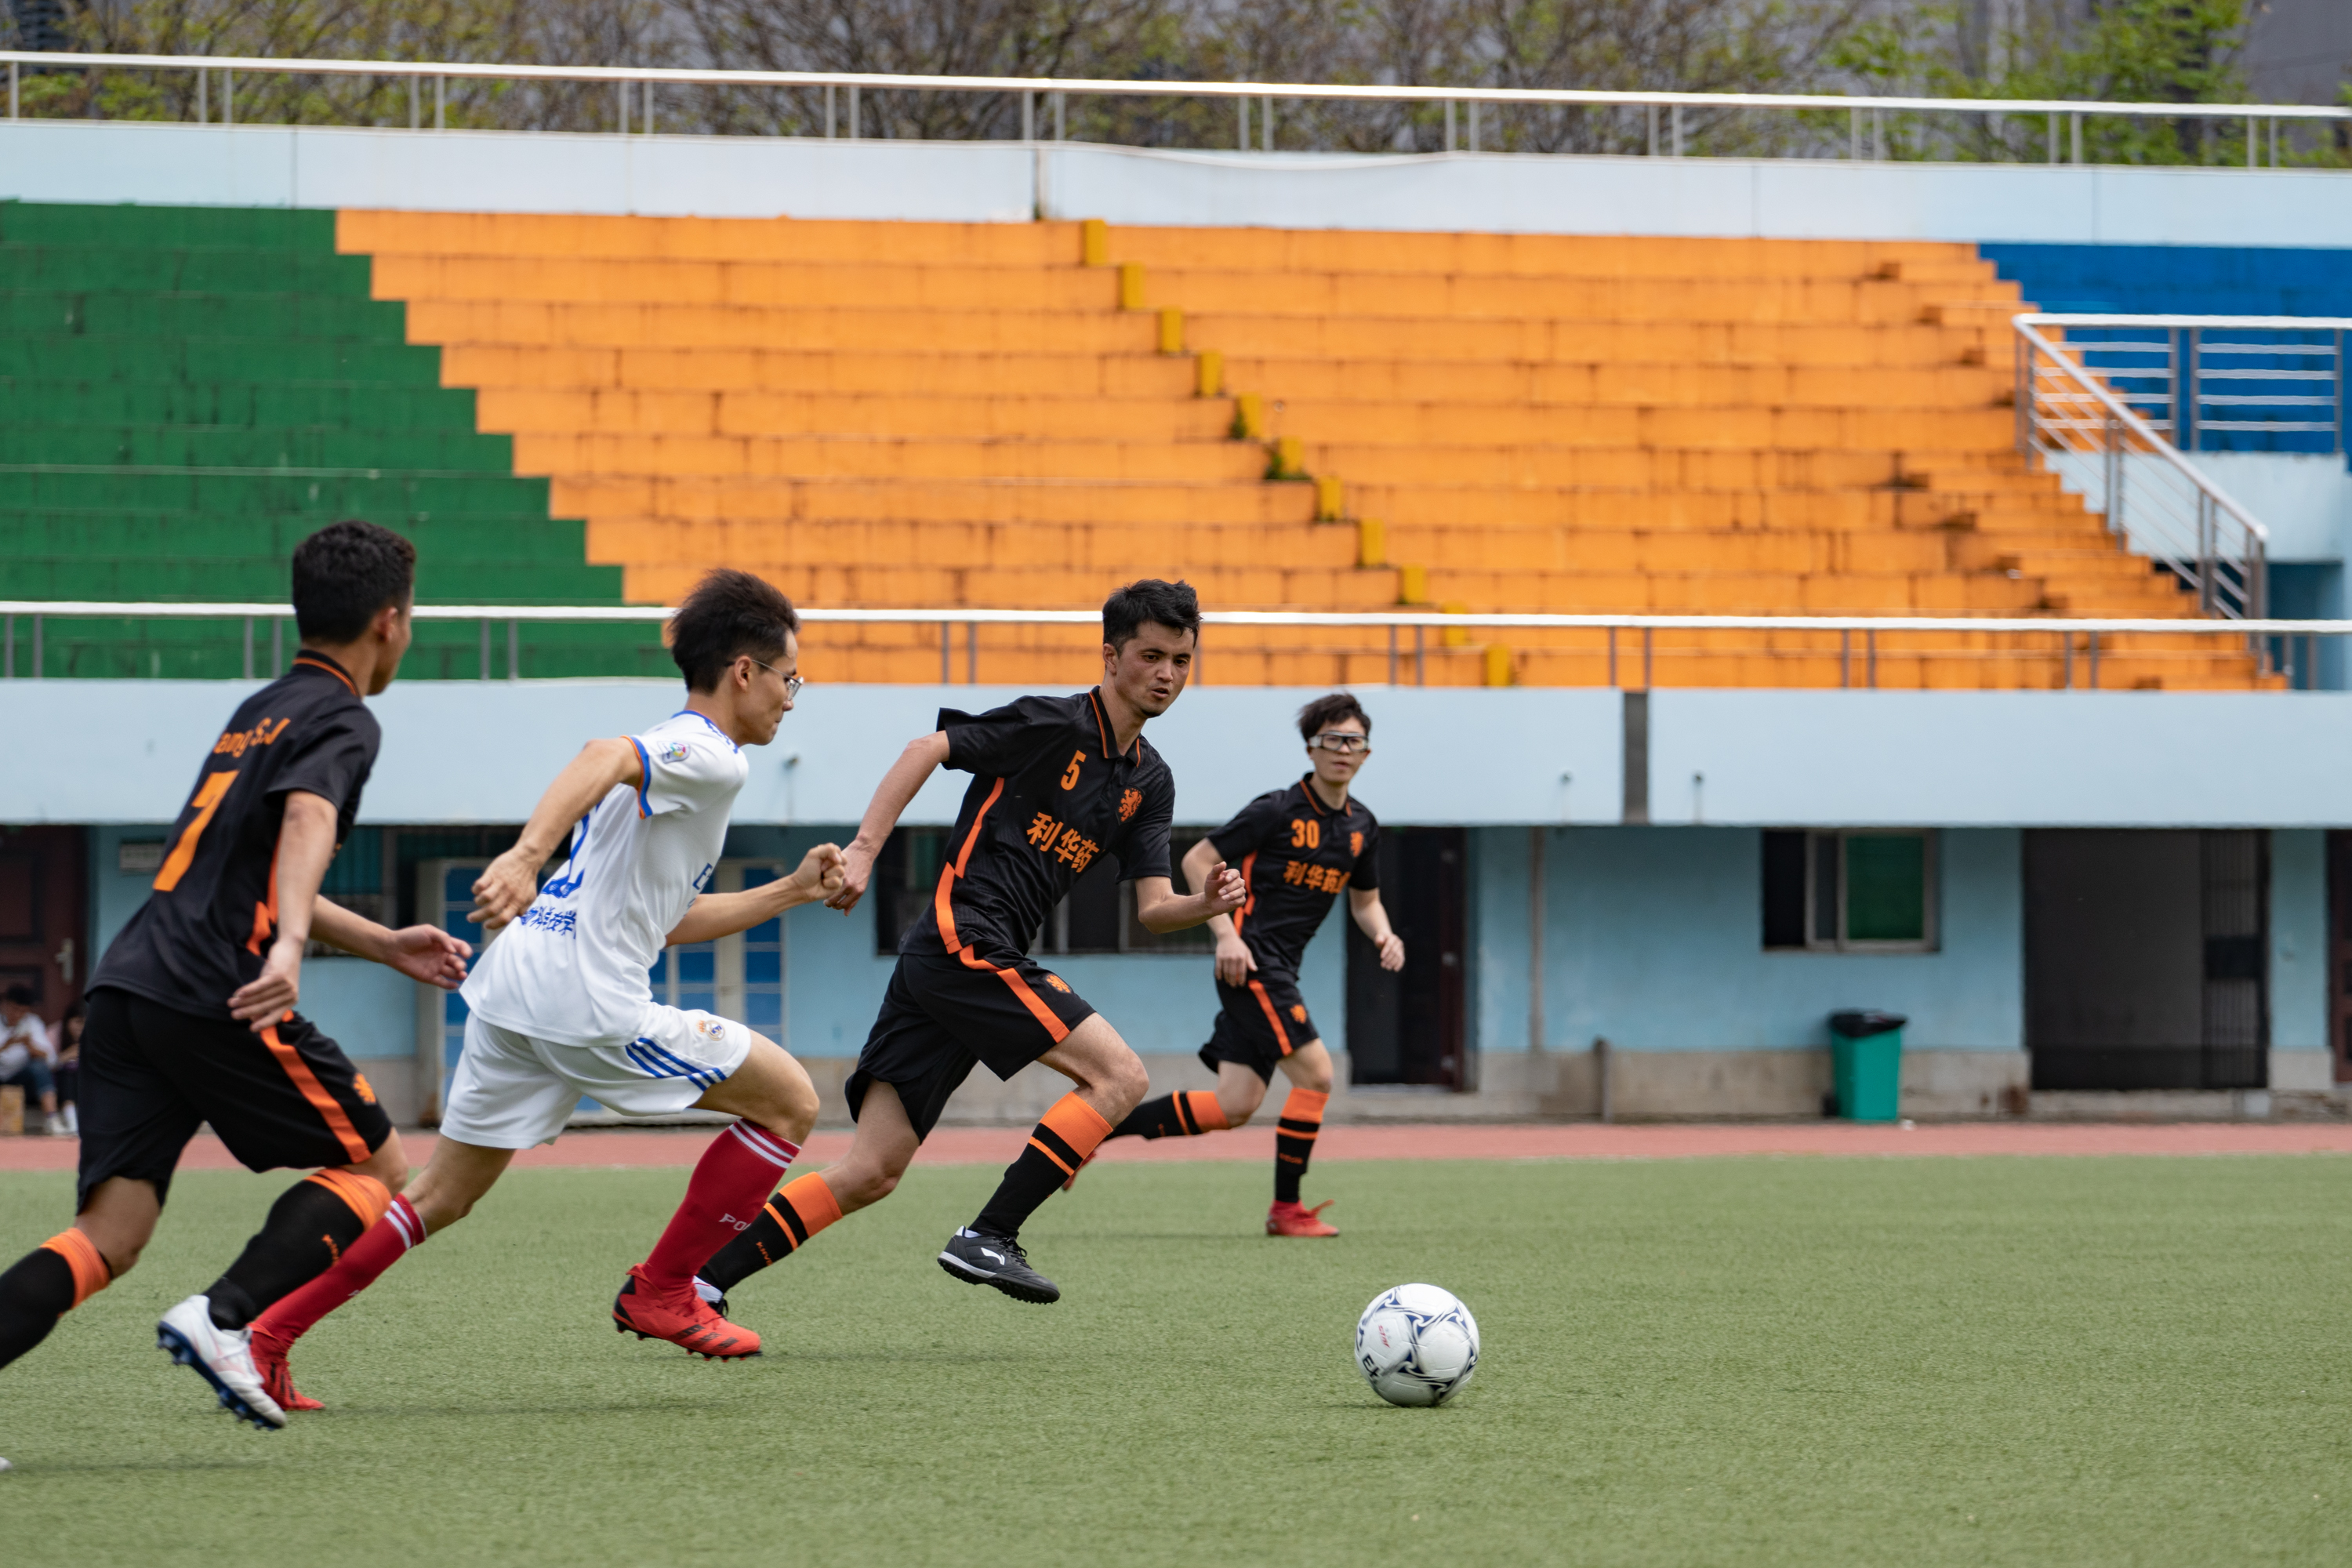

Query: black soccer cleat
[936,1228,1060,1305]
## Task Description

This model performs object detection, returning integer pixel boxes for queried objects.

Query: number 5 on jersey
[1061,749,1085,790]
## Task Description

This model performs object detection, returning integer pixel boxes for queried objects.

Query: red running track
[2,1121,2350,1173]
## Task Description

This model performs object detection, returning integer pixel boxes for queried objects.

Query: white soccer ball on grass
[1355,1283,1479,1407]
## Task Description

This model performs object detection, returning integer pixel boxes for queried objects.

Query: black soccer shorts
[1199,971,1323,1083]
[77,986,392,1210]
[847,945,1098,1142]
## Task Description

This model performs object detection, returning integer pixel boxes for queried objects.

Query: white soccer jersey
[462,710,750,1047]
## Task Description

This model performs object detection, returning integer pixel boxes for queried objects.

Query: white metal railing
[5,50,2349,164]
[2014,315,2270,621]
[2019,314,2351,456]
[2,602,2340,691]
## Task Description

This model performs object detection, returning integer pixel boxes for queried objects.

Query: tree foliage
[13,0,2312,162]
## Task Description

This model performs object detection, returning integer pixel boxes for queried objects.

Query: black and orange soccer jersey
[1207,775,1380,980]
[92,651,379,1021]
[903,688,1176,962]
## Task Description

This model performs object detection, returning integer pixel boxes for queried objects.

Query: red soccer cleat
[1266,1200,1339,1238]
[249,1327,324,1413]
[612,1266,763,1359]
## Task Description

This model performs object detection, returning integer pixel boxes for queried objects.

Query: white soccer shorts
[438,1004,755,1149]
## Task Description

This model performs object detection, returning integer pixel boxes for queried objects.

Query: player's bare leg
[692,1079,920,1308]
[615,1034,818,1359]
[941,1014,1147,1304]
[1265,1042,1339,1236]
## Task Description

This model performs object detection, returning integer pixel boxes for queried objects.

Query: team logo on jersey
[693,1017,729,1040]
[1118,788,1142,821]
[353,1073,378,1105]
[1352,831,1363,855]
[659,742,691,764]
[1290,1004,1308,1023]
[1043,973,1073,993]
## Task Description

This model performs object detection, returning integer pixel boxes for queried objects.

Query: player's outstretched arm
[471,738,644,931]
[309,897,473,989]
[827,731,951,913]
[1349,887,1406,972]
[1134,862,1248,935]
[665,844,848,946]
[225,790,339,1029]
[1181,837,1256,985]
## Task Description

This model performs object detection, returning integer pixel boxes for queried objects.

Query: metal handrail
[0,601,2334,635]
[2024,314,2351,454]
[2013,314,2269,620]
[6,49,2350,130]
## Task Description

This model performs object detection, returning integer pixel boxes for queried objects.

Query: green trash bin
[1828,1011,1907,1123]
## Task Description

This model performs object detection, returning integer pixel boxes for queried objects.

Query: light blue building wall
[1474,826,2025,1058]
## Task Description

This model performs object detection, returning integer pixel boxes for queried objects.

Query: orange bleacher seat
[339,209,2271,691]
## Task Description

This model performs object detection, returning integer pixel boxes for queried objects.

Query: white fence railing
[2016,314,2352,456]
[5,51,2348,164]
[2014,315,2271,621]
[1,603,2332,691]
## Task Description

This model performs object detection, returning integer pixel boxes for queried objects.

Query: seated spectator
[53,1000,82,1137]
[0,984,65,1136]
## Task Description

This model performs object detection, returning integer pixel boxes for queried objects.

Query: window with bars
[1763,829,1938,953]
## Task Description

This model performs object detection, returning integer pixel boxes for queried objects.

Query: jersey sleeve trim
[627,735,652,818]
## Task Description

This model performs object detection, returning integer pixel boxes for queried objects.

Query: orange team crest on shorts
[1117,788,1142,821]
[352,1073,378,1105]
[1290,1004,1308,1023]
[1044,973,1073,993]
[1351,831,1363,855]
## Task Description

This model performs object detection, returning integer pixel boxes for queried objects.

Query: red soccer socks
[638,1120,801,1298]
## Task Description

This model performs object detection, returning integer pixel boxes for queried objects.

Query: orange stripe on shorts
[262,1021,372,1163]
[1247,981,1294,1054]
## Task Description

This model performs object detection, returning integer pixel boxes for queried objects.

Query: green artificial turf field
[2,1153,2348,1567]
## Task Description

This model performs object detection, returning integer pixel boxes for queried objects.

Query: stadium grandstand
[5,56,2352,1132]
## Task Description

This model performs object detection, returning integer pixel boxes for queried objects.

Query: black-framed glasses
[749,656,804,698]
[1308,731,1370,754]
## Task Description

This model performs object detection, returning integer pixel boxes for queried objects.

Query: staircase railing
[2019,314,2352,456]
[2013,314,2270,621]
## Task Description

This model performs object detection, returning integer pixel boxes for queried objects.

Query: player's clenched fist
[793,842,848,899]
[826,842,875,913]
[1204,860,1247,916]
[470,848,542,933]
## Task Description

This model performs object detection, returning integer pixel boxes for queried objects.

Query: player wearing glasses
[247,569,847,1410]
[1090,693,1403,1236]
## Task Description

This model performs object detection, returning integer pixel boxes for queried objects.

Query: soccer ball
[1354,1283,1479,1407]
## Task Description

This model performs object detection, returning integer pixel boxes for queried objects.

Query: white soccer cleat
[155,1295,285,1431]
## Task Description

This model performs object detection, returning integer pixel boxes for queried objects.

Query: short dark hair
[1297,692,1370,742]
[2,983,34,1007]
[1103,579,1200,652]
[292,521,416,643]
[669,568,800,691]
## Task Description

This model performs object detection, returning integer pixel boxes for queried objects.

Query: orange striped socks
[42,1229,113,1308]
[974,1093,1113,1238]
[1273,1088,1328,1203]
[697,1172,844,1294]
[0,1229,114,1370]
[1112,1089,1231,1140]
